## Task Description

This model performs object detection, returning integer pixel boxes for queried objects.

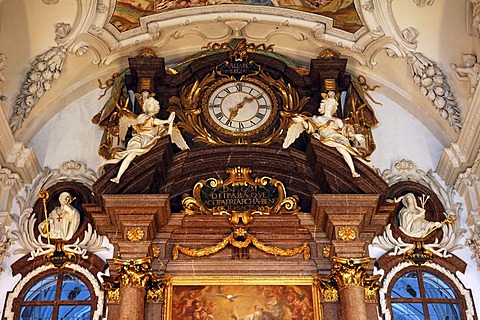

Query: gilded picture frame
[164,276,321,319]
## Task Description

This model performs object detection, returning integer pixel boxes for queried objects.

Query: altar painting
[110,0,363,33]
[169,280,318,319]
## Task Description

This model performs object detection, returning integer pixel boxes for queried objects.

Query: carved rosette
[338,226,357,241]
[127,227,145,241]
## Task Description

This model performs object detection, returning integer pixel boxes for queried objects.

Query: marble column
[329,257,371,320]
[102,257,170,320]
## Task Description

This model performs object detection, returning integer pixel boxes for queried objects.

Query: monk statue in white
[395,193,442,238]
[38,192,81,241]
[283,91,369,177]
[99,92,189,183]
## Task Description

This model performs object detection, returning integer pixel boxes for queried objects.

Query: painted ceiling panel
[110,0,363,33]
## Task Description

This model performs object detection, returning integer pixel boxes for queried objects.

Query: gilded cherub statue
[99,92,189,183]
[283,91,369,177]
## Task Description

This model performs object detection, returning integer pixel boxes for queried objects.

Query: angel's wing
[118,109,137,142]
[134,92,144,108]
[282,116,307,148]
[170,125,189,150]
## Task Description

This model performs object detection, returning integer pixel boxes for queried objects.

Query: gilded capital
[330,256,371,288]
[314,274,339,302]
[114,257,155,288]
[364,275,381,302]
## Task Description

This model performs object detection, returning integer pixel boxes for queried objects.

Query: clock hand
[228,96,256,120]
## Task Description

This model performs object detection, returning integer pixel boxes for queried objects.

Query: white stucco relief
[373,160,465,257]
[11,161,107,260]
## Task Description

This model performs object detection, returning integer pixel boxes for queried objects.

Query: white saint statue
[38,192,81,241]
[395,193,441,238]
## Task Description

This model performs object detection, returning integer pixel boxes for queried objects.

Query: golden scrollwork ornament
[181,167,300,225]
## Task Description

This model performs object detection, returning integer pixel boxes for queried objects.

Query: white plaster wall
[369,91,444,172]
[29,89,107,171]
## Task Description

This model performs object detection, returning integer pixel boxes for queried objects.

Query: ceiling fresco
[110,0,363,33]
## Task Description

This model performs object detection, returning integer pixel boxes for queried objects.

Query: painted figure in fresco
[38,192,81,241]
[283,91,369,178]
[232,304,275,320]
[99,92,189,183]
[395,193,441,238]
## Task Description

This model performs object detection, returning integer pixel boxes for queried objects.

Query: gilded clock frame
[168,71,308,146]
[200,77,279,138]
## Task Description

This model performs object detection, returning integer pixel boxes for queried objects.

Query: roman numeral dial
[205,80,276,137]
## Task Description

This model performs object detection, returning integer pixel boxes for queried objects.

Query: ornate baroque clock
[168,40,308,145]
[202,78,278,138]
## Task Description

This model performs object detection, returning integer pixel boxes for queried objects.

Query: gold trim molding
[172,228,310,260]
[181,167,300,224]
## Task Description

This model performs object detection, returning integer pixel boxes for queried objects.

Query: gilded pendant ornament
[322,244,331,258]
[172,229,310,260]
[403,241,435,265]
[338,226,357,241]
[151,244,161,258]
[181,167,300,224]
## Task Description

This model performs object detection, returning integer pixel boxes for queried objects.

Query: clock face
[203,79,277,137]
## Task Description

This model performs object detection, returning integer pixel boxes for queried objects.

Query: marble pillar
[329,257,374,320]
[102,257,170,320]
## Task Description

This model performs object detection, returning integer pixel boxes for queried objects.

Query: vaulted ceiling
[0,0,478,188]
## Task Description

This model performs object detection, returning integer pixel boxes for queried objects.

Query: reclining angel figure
[100,91,189,183]
[283,91,369,178]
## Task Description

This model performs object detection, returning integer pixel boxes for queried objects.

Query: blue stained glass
[20,306,54,320]
[423,272,457,299]
[60,274,91,301]
[24,275,58,301]
[392,303,425,320]
[427,303,461,320]
[58,305,91,320]
[391,271,420,298]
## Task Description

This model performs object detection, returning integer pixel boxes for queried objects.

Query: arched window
[387,266,466,320]
[15,269,98,320]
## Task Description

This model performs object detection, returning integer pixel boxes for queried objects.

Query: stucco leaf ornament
[407,52,462,132]
[11,208,55,260]
[9,46,67,132]
[9,23,71,133]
